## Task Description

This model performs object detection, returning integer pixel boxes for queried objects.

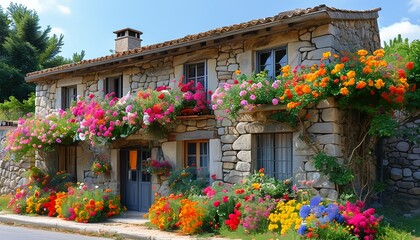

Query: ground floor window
[184,140,209,179]
[56,145,77,180]
[255,133,293,180]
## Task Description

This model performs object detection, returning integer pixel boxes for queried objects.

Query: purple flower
[56,138,61,143]
[250,94,256,100]
[272,98,279,105]
[240,100,248,106]
[239,90,247,96]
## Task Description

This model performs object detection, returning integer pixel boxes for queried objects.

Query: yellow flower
[346,70,356,79]
[357,49,368,56]
[322,51,331,59]
[235,69,241,75]
[374,79,385,89]
[252,183,261,190]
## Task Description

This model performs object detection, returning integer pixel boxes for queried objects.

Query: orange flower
[374,79,385,89]
[362,65,373,74]
[356,81,367,89]
[340,87,349,95]
[235,69,241,75]
[357,49,368,56]
[346,70,356,78]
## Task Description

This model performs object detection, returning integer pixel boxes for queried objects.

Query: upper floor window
[105,76,123,98]
[61,86,77,109]
[185,140,209,180]
[256,48,287,79]
[185,62,207,91]
[255,133,293,180]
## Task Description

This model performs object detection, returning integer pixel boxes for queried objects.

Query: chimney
[113,28,143,52]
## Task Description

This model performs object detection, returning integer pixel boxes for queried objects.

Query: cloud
[380,20,420,45]
[409,0,420,12]
[50,26,65,36]
[0,0,70,14]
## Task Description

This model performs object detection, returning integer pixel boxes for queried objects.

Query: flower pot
[180,108,196,116]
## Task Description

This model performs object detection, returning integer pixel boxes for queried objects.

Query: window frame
[256,47,288,79]
[56,145,77,180]
[184,61,207,92]
[254,132,293,181]
[184,139,209,180]
[105,75,123,98]
[61,85,77,109]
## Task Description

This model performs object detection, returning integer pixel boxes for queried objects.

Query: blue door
[120,149,152,212]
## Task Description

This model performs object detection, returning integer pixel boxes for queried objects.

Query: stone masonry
[383,118,420,211]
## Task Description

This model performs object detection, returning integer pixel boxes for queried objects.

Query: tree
[0,3,84,103]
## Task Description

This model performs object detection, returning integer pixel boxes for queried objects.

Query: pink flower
[272,98,279,105]
[239,90,247,96]
[56,138,61,143]
[250,94,256,100]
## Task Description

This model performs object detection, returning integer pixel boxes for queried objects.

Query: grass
[375,205,420,238]
[0,195,11,212]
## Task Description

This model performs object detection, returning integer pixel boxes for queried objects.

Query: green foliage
[167,167,208,196]
[368,114,398,137]
[0,3,85,103]
[0,92,34,120]
[313,152,353,186]
[242,169,291,199]
[384,35,420,111]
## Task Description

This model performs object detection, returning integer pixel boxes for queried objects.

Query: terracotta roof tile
[26,5,380,79]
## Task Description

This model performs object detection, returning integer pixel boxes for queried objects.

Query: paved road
[0,224,112,240]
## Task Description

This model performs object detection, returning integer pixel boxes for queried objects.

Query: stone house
[23,5,382,211]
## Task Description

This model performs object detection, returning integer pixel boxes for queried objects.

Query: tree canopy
[0,3,84,103]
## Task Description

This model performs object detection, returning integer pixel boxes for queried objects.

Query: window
[185,140,209,179]
[105,76,123,98]
[56,145,77,180]
[185,62,207,91]
[256,48,287,79]
[61,86,77,109]
[255,133,292,180]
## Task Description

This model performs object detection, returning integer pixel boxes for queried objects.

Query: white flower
[143,112,150,125]
[161,90,171,96]
[78,133,86,141]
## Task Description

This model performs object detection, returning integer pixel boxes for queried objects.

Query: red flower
[233,79,239,84]
[222,196,228,203]
[406,61,414,70]
[211,174,216,180]
[213,200,220,207]
[398,69,407,78]
[158,93,165,99]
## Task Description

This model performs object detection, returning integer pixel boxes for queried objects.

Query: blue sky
[0,0,419,60]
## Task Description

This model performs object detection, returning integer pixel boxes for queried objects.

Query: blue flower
[336,213,345,224]
[325,203,339,221]
[310,196,322,207]
[299,205,311,218]
[298,224,307,235]
[319,216,329,224]
[313,205,325,218]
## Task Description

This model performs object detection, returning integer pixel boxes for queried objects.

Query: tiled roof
[26,5,380,80]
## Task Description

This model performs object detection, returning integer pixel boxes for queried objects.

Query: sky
[0,0,419,60]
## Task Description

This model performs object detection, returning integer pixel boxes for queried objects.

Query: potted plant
[144,158,172,176]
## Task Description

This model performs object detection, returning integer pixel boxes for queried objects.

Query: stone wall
[30,17,381,199]
[215,98,341,199]
[383,118,420,211]
[0,159,33,195]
